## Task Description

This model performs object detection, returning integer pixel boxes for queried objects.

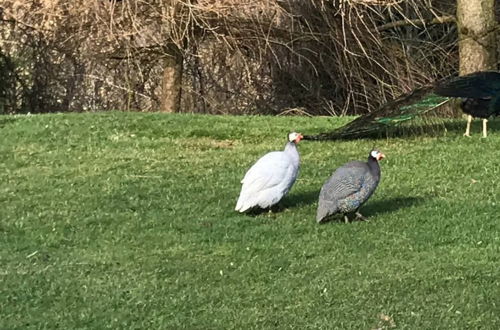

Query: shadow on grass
[243,194,427,218]
[362,195,427,217]
[284,189,319,208]
[0,116,19,128]
[305,118,500,141]
[242,189,319,217]
[318,195,428,224]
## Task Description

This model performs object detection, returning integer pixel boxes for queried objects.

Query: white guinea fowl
[235,132,303,212]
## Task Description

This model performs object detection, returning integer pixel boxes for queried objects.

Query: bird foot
[463,133,471,137]
[269,204,285,213]
[355,212,368,222]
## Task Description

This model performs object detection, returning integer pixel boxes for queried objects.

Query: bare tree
[457,0,497,74]
[455,0,497,126]
[1,0,495,116]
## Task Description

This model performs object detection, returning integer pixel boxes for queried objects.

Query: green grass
[1,112,499,329]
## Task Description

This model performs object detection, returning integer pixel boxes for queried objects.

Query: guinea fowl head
[288,132,303,144]
[370,149,385,161]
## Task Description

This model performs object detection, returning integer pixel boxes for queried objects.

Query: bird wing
[240,151,294,194]
[491,95,500,116]
[436,71,500,116]
[435,71,500,98]
[320,162,367,202]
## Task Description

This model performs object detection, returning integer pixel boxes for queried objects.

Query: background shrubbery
[0,1,499,115]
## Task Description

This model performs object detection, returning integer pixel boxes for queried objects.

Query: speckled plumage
[316,152,382,223]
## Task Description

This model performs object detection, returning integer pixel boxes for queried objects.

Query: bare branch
[377,15,456,32]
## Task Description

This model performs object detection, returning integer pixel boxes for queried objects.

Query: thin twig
[377,15,456,32]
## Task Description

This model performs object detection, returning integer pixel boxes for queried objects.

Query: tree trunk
[457,0,497,75]
[160,46,183,113]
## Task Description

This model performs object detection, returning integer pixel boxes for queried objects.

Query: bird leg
[354,212,368,222]
[463,115,472,137]
[269,203,284,213]
[343,215,349,223]
[482,119,488,138]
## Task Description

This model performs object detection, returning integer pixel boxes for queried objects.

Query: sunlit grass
[0,112,499,329]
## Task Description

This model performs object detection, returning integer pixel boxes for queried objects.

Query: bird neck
[284,142,299,158]
[367,156,381,178]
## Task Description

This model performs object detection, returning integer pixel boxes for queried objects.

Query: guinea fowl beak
[295,134,303,143]
[378,153,385,161]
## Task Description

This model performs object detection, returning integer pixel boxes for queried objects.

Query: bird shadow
[283,189,319,208]
[243,189,319,217]
[361,195,428,217]
[319,195,428,224]
[245,194,427,218]
[305,117,500,141]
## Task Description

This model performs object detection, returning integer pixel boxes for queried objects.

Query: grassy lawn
[1,112,499,329]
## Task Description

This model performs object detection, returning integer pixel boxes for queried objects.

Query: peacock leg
[355,212,368,221]
[344,215,349,223]
[482,119,488,138]
[464,115,472,137]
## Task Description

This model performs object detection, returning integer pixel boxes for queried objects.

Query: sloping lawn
[0,112,499,329]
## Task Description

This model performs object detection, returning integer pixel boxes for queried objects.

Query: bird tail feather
[305,85,449,140]
[235,195,251,212]
[316,201,337,223]
[435,71,500,98]
[304,71,500,141]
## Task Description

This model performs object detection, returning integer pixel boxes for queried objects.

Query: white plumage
[235,132,302,212]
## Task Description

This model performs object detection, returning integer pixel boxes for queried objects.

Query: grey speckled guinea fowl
[316,149,385,223]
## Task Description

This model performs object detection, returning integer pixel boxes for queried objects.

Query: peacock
[434,71,500,138]
[304,71,500,140]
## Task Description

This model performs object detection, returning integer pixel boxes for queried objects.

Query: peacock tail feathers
[434,71,500,99]
[377,93,449,124]
[304,71,500,141]
[305,85,451,140]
